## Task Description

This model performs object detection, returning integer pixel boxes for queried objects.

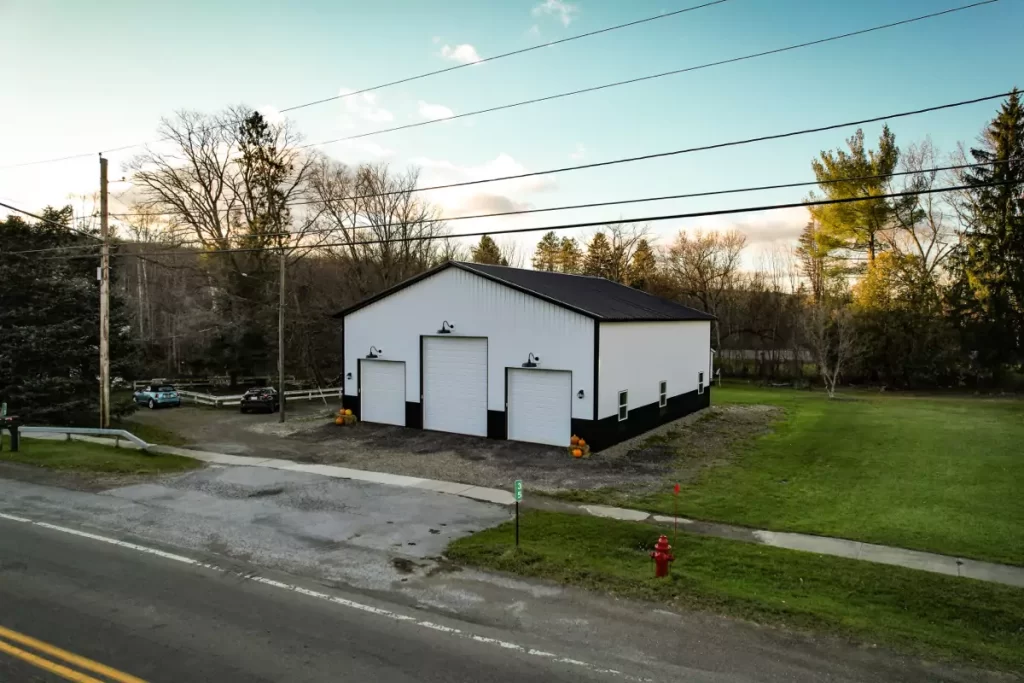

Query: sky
[1,0,1021,265]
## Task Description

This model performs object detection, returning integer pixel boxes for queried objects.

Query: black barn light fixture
[577,389,585,399]
[438,321,455,334]
[366,346,382,359]
[522,353,540,368]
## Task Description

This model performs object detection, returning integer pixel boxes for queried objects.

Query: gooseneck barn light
[438,321,455,334]
[522,353,540,368]
[366,346,382,359]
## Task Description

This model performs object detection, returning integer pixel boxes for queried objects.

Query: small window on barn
[659,381,667,407]
[698,371,705,395]
[618,391,628,421]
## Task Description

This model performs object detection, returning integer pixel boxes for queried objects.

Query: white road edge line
[0,512,647,682]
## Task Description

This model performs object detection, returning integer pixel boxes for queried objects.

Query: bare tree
[803,303,857,398]
[663,229,747,350]
[884,138,956,284]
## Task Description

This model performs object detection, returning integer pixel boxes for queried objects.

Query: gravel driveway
[128,402,771,494]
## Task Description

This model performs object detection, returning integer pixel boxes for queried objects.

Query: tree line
[1,91,1020,422]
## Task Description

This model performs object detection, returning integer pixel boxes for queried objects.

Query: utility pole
[99,155,111,428]
[278,248,286,423]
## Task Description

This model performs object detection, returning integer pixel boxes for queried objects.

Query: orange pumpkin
[577,439,586,447]
[344,409,353,416]
[572,448,583,458]
[570,435,580,446]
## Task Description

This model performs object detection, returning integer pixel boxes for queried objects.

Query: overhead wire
[105,90,1016,217]
[0,0,732,169]
[25,181,1005,262]
[301,0,1001,148]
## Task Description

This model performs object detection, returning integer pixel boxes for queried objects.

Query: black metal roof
[335,261,714,322]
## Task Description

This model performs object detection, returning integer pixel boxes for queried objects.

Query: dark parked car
[240,387,280,414]
[134,384,181,409]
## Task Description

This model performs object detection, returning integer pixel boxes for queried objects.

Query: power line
[0,0,731,170]
[303,0,999,148]
[96,158,1001,249]
[105,90,1018,217]
[278,0,731,115]
[0,200,98,238]
[7,157,994,256]
[29,182,1002,262]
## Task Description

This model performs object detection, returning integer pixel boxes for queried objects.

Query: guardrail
[132,375,298,390]
[20,427,151,451]
[177,387,343,408]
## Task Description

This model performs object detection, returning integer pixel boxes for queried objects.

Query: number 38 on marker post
[514,480,523,547]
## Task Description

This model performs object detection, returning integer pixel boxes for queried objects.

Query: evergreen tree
[583,232,614,278]
[558,236,582,274]
[531,231,560,271]
[949,89,1024,376]
[471,235,506,265]
[0,208,140,424]
[808,126,898,267]
[627,239,657,290]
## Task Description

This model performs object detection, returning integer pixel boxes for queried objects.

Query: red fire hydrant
[651,535,674,578]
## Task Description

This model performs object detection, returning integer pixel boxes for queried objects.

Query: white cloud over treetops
[439,43,482,64]
[532,0,579,27]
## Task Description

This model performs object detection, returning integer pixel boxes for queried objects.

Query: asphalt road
[0,518,608,683]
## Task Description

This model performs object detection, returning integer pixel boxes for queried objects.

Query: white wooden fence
[177,387,343,408]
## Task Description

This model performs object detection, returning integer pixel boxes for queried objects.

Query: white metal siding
[344,267,595,419]
[360,360,406,426]
[507,369,571,447]
[422,337,488,436]
[598,321,711,419]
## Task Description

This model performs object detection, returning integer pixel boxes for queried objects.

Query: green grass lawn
[448,511,1024,672]
[1,435,200,474]
[113,419,189,447]
[609,384,1024,566]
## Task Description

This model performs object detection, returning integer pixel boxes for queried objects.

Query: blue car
[134,383,181,409]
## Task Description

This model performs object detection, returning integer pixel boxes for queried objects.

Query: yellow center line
[0,638,107,683]
[0,624,148,683]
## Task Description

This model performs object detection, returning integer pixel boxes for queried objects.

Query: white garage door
[361,360,406,426]
[507,369,571,447]
[423,337,487,437]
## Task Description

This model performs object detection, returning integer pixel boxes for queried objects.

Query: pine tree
[583,232,614,278]
[471,235,506,265]
[558,237,582,274]
[950,89,1024,374]
[0,208,140,424]
[531,231,560,271]
[627,239,657,290]
[808,126,898,267]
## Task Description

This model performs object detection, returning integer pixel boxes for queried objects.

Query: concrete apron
[20,433,1024,589]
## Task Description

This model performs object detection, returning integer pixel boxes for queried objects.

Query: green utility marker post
[514,480,523,547]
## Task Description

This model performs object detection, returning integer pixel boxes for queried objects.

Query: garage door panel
[508,369,571,447]
[423,337,488,437]
[361,360,406,426]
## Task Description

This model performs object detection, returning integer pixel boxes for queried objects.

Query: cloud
[417,101,455,121]
[337,87,393,128]
[439,43,482,64]
[455,193,532,216]
[412,153,557,196]
[677,207,808,247]
[527,24,541,38]
[334,138,395,159]
[256,105,285,126]
[569,143,586,160]
[532,0,579,26]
